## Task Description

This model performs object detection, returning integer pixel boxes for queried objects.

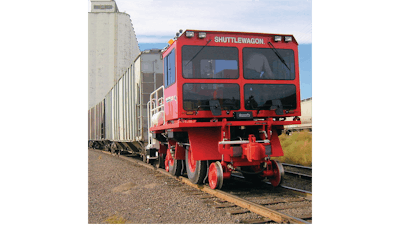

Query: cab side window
[164,49,176,88]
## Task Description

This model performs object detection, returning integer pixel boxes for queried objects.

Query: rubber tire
[168,158,183,176]
[155,153,165,169]
[185,148,207,184]
[142,154,147,163]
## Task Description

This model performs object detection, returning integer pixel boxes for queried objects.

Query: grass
[104,214,129,224]
[272,130,312,167]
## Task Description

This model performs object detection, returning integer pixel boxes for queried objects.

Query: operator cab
[162,30,301,122]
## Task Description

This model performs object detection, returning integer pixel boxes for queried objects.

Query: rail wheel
[208,161,224,189]
[185,147,207,184]
[165,148,182,176]
[269,160,284,187]
[241,165,265,184]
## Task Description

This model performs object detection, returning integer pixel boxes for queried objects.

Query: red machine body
[149,30,301,189]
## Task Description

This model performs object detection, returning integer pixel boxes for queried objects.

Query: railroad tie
[226,209,250,215]
[298,213,312,220]
[212,203,236,209]
[202,199,216,204]
[189,192,206,195]
[259,197,305,206]
[199,195,215,199]
[182,190,202,194]
[214,199,227,203]
[182,189,198,192]
[283,197,307,203]
[259,199,286,205]
[267,203,311,211]
[239,218,272,224]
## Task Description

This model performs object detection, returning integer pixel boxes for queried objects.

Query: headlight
[285,36,293,42]
[199,32,206,39]
[186,31,194,38]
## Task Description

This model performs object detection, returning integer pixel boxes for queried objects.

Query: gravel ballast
[88,149,265,224]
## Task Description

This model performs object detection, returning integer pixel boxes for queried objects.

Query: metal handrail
[147,86,164,148]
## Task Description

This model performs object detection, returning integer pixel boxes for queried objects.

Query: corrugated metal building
[88,0,140,109]
[284,97,312,133]
[299,97,312,125]
[284,97,312,123]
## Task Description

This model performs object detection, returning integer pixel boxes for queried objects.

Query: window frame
[164,48,176,88]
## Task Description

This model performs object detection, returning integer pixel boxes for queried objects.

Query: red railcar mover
[148,30,301,189]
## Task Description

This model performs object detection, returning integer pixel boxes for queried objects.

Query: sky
[88,0,312,99]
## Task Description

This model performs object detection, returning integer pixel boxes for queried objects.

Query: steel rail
[282,163,312,170]
[284,171,312,180]
[92,149,310,224]
[178,177,310,224]
[230,173,312,196]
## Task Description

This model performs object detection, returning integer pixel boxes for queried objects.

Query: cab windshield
[182,46,239,79]
[243,48,295,80]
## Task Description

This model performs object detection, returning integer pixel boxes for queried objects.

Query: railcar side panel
[88,100,104,141]
[164,83,178,121]
[134,51,164,143]
[105,91,113,140]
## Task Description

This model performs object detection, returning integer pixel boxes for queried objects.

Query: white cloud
[136,36,172,43]
[113,0,312,43]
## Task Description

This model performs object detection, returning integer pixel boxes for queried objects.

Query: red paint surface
[187,128,222,161]
[270,129,284,157]
[151,30,302,165]
[159,30,301,123]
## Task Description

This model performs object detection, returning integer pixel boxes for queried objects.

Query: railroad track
[230,173,312,196]
[92,148,312,224]
[282,163,312,180]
